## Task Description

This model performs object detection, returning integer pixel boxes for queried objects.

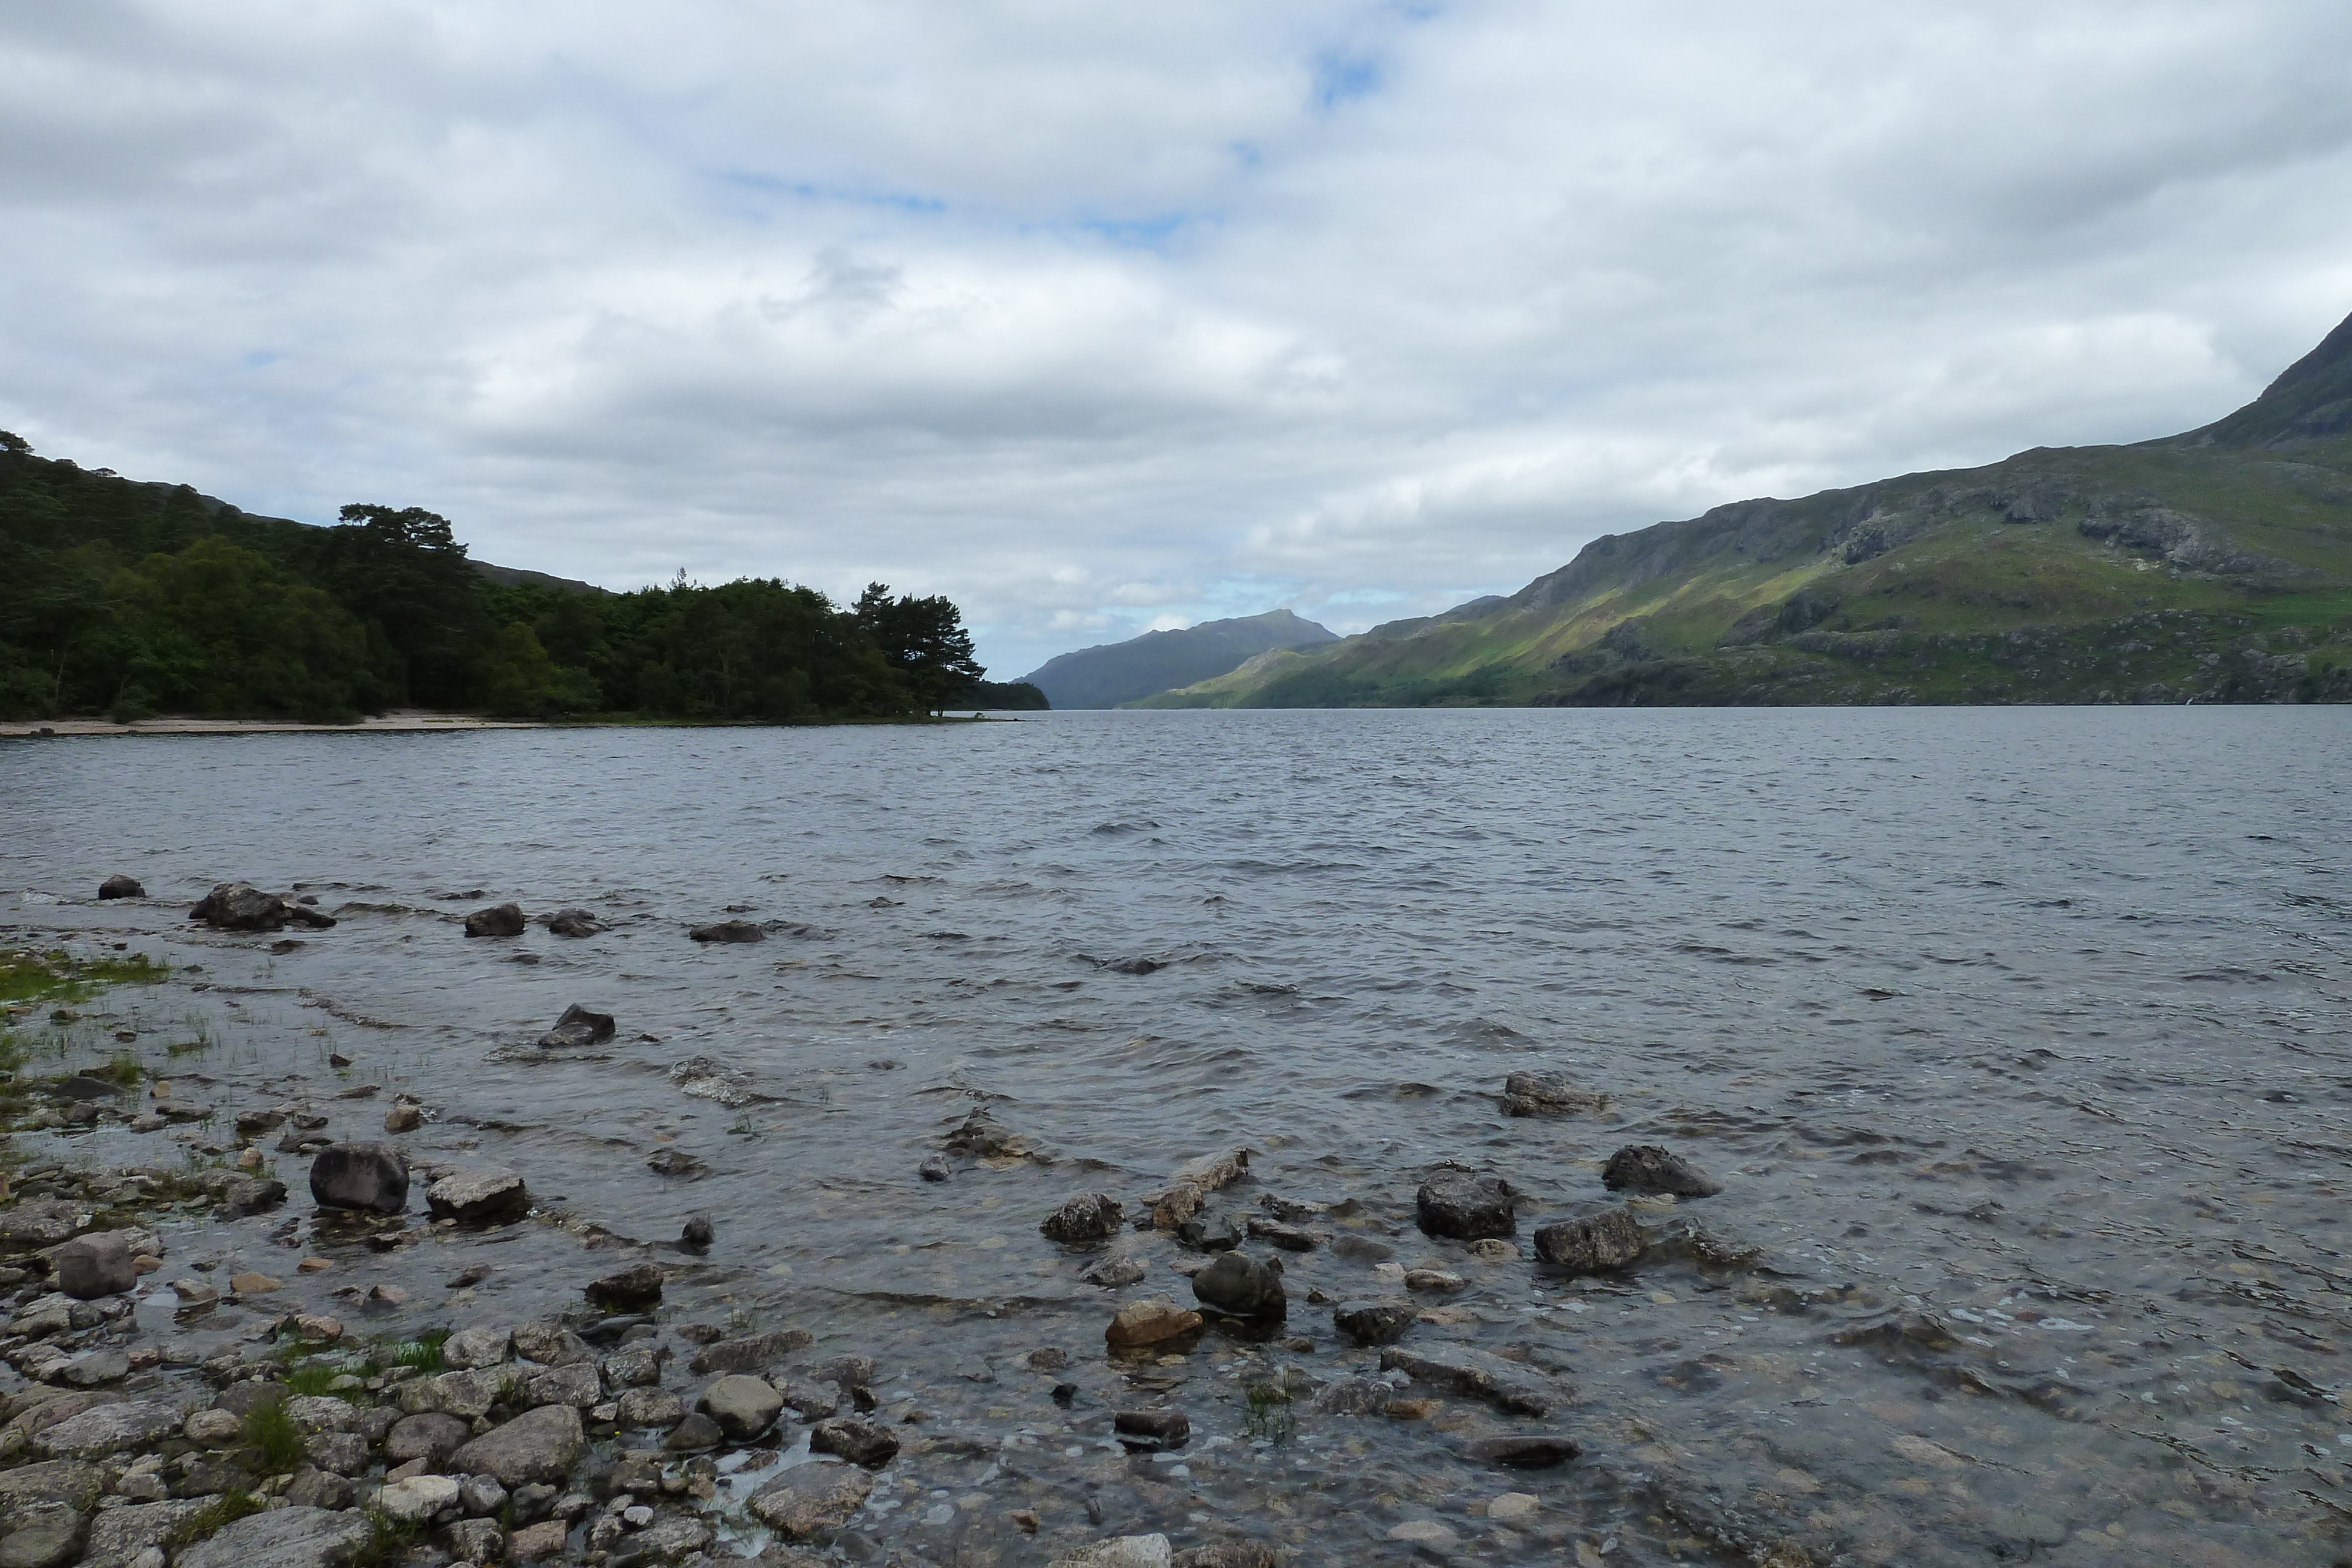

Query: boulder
[698,1375,784,1441]
[1243,1218,1317,1252]
[218,1176,288,1218]
[82,1497,212,1568]
[808,1416,900,1468]
[746,1461,875,1542]
[686,1326,812,1375]
[189,882,335,932]
[1332,1300,1414,1347]
[96,876,144,900]
[463,903,526,938]
[1532,1207,1648,1274]
[537,1004,615,1049]
[1172,1546,1280,1568]
[309,1143,409,1213]
[1105,1298,1203,1353]
[509,1521,569,1563]
[426,1169,530,1225]
[1415,1166,1515,1240]
[1040,1192,1124,1245]
[689,920,765,943]
[0,1461,105,1517]
[0,1510,84,1568]
[584,1261,663,1310]
[0,1201,85,1248]
[49,1232,136,1299]
[382,1101,422,1134]
[1601,1145,1723,1198]
[372,1474,459,1524]
[664,1410,723,1451]
[524,1363,602,1409]
[440,1326,512,1369]
[544,908,602,938]
[385,1412,470,1466]
[940,1107,1023,1156]
[34,1402,181,1458]
[1177,1213,1242,1252]
[1190,1252,1285,1319]
[681,1215,714,1249]
[449,1403,585,1487]
[1379,1344,1556,1416]
[1499,1070,1608,1117]
[512,1319,594,1366]
[1083,1256,1147,1288]
[175,1506,371,1568]
[396,1366,526,1421]
[615,1388,686,1429]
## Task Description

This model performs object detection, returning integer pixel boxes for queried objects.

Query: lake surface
[4,706,2351,1567]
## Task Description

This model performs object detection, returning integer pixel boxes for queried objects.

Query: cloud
[3,0,2351,676]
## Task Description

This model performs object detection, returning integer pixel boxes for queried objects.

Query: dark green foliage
[242,1400,306,1473]
[0,442,988,722]
[952,679,1049,710]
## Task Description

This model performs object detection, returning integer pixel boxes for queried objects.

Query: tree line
[0,434,1044,723]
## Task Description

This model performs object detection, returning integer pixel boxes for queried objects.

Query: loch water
[4,706,2351,1567]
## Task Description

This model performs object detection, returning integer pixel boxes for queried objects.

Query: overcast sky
[6,2,2352,677]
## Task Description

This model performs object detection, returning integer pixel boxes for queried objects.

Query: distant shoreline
[0,708,1017,737]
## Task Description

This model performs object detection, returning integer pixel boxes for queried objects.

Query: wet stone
[1334,1300,1415,1347]
[1465,1435,1583,1469]
[1114,1407,1191,1452]
[663,1410,723,1451]
[746,1460,874,1542]
[526,1362,604,1409]
[537,1003,616,1049]
[51,1231,138,1300]
[1532,1207,1648,1275]
[308,1142,411,1212]
[1083,1256,1147,1288]
[426,1170,531,1225]
[699,1375,784,1441]
[1106,1298,1204,1353]
[464,902,526,938]
[1040,1192,1125,1244]
[584,1261,664,1310]
[1191,1252,1287,1319]
[513,1318,596,1366]
[546,908,602,938]
[98,875,144,900]
[1415,1166,1515,1240]
[808,1416,900,1468]
[1379,1344,1557,1416]
[689,920,765,943]
[1601,1144,1723,1198]
[1244,1217,1318,1251]
[686,1326,812,1375]
[1499,1070,1609,1117]
[218,1176,288,1218]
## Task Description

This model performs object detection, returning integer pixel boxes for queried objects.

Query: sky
[6,2,2352,679]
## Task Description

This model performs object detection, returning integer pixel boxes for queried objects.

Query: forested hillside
[0,436,990,723]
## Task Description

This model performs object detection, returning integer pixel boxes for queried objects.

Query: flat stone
[175,1506,372,1568]
[614,1388,685,1429]
[82,1497,211,1568]
[449,1403,586,1487]
[1499,1070,1608,1117]
[395,1366,524,1420]
[808,1416,900,1467]
[686,1326,812,1375]
[1387,1520,1459,1550]
[1380,1344,1556,1416]
[698,1375,784,1441]
[426,1170,530,1225]
[0,1201,87,1248]
[1486,1493,1540,1527]
[1105,1298,1203,1353]
[373,1474,460,1524]
[583,1261,663,1310]
[34,1401,181,1459]
[509,1520,569,1562]
[1048,1536,1174,1568]
[746,1461,875,1542]
[56,1349,131,1388]
[0,1460,106,1514]
[1333,1301,1415,1347]
[1601,1144,1723,1198]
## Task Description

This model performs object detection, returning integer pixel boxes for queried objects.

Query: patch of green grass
[242,1401,306,1473]
[89,1049,143,1087]
[0,949,168,1008]
[381,1329,447,1373]
[1242,1369,1308,1445]
[283,1361,358,1400]
[347,1507,426,1568]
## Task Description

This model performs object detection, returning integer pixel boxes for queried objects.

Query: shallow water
[5,706,2352,1566]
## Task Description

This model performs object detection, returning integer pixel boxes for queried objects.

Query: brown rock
[1106,1298,1203,1353]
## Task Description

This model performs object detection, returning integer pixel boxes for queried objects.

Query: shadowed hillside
[1020,607,1336,708]
[1135,310,2352,708]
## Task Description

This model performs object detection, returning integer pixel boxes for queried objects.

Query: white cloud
[3,0,2351,676]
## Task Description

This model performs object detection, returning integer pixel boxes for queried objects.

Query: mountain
[1135,310,2352,708]
[1019,607,1338,708]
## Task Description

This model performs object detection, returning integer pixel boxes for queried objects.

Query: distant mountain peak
[1018,607,1338,708]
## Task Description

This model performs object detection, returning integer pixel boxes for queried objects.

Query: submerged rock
[1532,1206,1648,1274]
[96,875,143,900]
[1040,1192,1124,1245]
[689,920,765,943]
[1379,1344,1556,1416]
[463,902,526,938]
[1415,1166,1515,1240]
[698,1375,784,1441]
[1465,1434,1583,1469]
[1191,1252,1285,1319]
[1499,1070,1609,1116]
[537,1004,616,1049]
[425,1169,531,1225]
[1332,1300,1414,1347]
[1602,1144,1723,1198]
[1114,1407,1191,1452]
[687,1326,813,1375]
[680,1215,714,1249]
[189,882,335,933]
[309,1142,409,1213]
[940,1106,1024,1157]
[544,908,602,938]
[1106,1298,1204,1353]
[746,1461,874,1542]
[1050,1535,1172,1568]
[668,1057,774,1109]
[1083,1256,1148,1288]
[808,1415,900,1467]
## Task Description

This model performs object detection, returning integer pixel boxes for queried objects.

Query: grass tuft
[242,1400,306,1473]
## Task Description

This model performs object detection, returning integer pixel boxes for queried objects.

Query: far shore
[0,707,1021,737]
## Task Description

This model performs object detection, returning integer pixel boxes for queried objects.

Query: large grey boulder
[385,1412,470,1466]
[175,1505,370,1568]
[34,1402,182,1459]
[686,1326,812,1375]
[308,1143,409,1212]
[49,1232,136,1299]
[1499,1070,1608,1116]
[0,1202,87,1249]
[697,1375,783,1441]
[426,1169,530,1225]
[512,1319,594,1366]
[1415,1166,1515,1240]
[449,1403,585,1487]
[463,903,525,938]
[81,1497,212,1568]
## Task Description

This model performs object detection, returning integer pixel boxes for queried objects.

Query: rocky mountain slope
[1020,607,1337,708]
[1137,310,2352,708]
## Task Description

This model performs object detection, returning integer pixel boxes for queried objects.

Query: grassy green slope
[1135,314,2352,708]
